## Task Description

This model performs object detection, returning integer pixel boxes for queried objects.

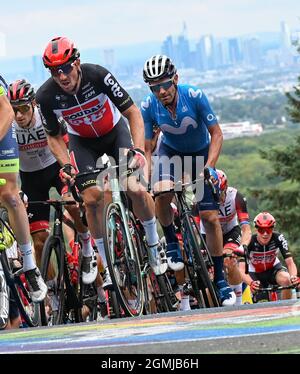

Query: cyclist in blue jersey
[0,75,47,303]
[141,55,235,306]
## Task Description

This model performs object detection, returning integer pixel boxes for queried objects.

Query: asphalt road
[1,299,300,356]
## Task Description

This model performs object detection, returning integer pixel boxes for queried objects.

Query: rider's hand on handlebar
[59,163,77,186]
[250,280,261,293]
[127,148,146,169]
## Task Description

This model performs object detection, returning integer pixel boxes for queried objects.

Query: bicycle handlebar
[256,280,300,292]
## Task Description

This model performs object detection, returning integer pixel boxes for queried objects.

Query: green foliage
[218,128,300,268]
[212,93,289,126]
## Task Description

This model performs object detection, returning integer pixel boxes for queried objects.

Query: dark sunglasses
[49,62,74,77]
[12,104,31,115]
[150,79,174,93]
[257,227,274,234]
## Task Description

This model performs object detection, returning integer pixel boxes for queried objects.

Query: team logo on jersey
[141,96,152,110]
[188,88,202,98]
[104,73,124,98]
[55,95,69,109]
[57,96,114,137]
[207,113,216,122]
[160,116,198,135]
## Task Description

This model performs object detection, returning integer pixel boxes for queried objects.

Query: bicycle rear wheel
[182,214,220,308]
[103,202,144,317]
[0,258,9,329]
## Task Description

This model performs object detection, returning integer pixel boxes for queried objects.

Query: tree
[251,41,300,265]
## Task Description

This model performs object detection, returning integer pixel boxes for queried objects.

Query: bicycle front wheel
[183,214,220,308]
[103,203,144,317]
[40,236,65,326]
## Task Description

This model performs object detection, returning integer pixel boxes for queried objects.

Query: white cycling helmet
[143,55,177,84]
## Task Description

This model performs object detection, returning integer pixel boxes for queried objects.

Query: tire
[80,281,98,322]
[40,236,65,325]
[146,270,169,313]
[103,202,144,317]
[0,209,39,327]
[0,260,9,329]
[106,289,121,319]
[156,273,179,312]
[183,214,220,308]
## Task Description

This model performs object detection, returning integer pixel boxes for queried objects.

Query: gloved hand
[127,148,146,169]
[19,190,28,208]
[59,163,77,185]
[203,166,220,201]
[233,244,247,257]
[250,280,261,293]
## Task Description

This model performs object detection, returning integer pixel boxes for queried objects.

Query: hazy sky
[1,0,300,58]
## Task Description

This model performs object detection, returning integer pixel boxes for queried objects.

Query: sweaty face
[150,75,178,106]
[51,60,81,94]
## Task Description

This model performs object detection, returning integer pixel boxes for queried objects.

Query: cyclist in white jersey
[8,79,98,285]
[200,169,252,305]
[0,75,47,303]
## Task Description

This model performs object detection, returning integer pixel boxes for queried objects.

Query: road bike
[154,175,220,309]
[33,198,98,325]
[0,179,40,328]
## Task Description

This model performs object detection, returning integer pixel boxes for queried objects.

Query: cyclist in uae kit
[200,169,252,305]
[142,55,235,306]
[240,211,299,300]
[36,37,167,287]
[0,75,47,303]
[8,79,98,285]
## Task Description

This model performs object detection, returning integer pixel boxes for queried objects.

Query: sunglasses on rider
[150,79,174,93]
[257,227,274,235]
[49,62,75,77]
[12,104,31,115]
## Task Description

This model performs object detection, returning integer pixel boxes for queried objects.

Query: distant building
[162,35,176,61]
[228,38,242,65]
[103,49,115,70]
[280,21,292,50]
[221,121,263,139]
[243,38,262,67]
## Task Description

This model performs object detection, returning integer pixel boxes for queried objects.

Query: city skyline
[0,0,299,58]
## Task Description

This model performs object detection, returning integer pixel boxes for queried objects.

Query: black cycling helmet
[143,55,177,84]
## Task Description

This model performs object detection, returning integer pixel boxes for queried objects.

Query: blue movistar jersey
[141,84,218,153]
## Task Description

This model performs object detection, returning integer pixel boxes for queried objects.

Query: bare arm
[241,224,252,246]
[122,104,145,152]
[285,257,298,278]
[46,133,70,166]
[239,261,254,286]
[0,95,14,141]
[206,124,223,168]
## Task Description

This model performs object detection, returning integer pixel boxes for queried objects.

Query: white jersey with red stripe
[13,107,57,172]
[201,186,249,234]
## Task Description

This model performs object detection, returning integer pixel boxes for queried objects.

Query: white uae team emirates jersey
[13,107,57,172]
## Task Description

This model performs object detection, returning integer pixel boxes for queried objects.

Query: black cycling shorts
[69,118,133,192]
[20,162,64,233]
[249,263,285,287]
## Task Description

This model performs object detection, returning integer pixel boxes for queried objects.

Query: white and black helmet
[143,55,177,84]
